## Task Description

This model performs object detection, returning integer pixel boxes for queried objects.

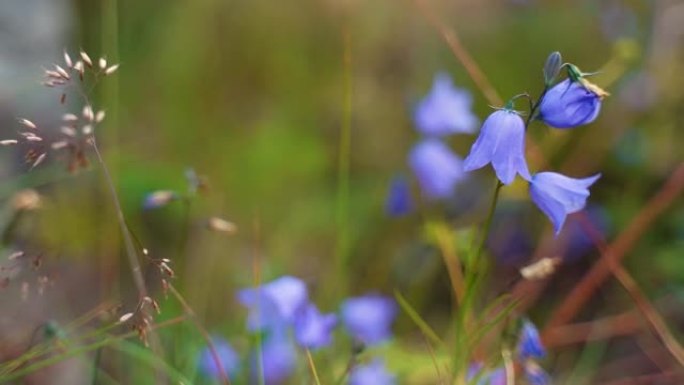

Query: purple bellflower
[341,294,398,346]
[529,172,601,235]
[414,72,479,136]
[252,333,297,385]
[237,276,308,331]
[385,176,413,217]
[409,139,466,200]
[539,78,607,129]
[463,108,531,185]
[197,337,240,380]
[294,303,338,350]
[518,320,546,360]
[349,359,396,385]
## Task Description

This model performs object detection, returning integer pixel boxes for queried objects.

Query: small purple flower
[539,79,603,129]
[463,109,531,185]
[341,294,398,346]
[414,72,479,136]
[385,176,413,217]
[523,361,551,385]
[349,359,396,385]
[252,333,297,385]
[237,276,308,331]
[197,337,239,380]
[518,320,546,360]
[294,303,338,350]
[529,172,601,235]
[409,139,466,200]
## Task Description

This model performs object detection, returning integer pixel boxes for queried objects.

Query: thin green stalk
[334,25,353,297]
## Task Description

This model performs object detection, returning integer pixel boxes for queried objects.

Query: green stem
[473,181,503,263]
[334,25,352,297]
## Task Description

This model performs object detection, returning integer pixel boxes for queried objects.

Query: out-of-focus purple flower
[467,363,507,385]
[409,139,466,200]
[539,79,604,129]
[197,337,240,380]
[349,359,396,385]
[523,361,551,385]
[294,303,337,350]
[142,190,178,209]
[529,172,601,235]
[341,294,398,346]
[414,72,479,136]
[237,276,308,331]
[385,176,413,217]
[518,320,546,360]
[463,109,531,185]
[252,334,297,385]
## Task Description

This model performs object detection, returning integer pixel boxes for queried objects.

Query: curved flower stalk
[529,172,601,235]
[463,108,531,185]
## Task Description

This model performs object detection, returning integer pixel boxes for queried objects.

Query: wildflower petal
[530,172,601,234]
[237,276,308,330]
[414,72,479,136]
[341,294,397,346]
[409,139,466,200]
[197,337,239,380]
[463,109,530,184]
[294,303,337,349]
[385,176,413,217]
[539,79,602,128]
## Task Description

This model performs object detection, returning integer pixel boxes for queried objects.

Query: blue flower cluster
[389,53,607,235]
[386,73,479,216]
[196,276,398,384]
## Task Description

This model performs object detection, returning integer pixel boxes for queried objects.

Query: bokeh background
[0,0,683,384]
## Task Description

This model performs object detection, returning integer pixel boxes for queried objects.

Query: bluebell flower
[385,176,413,217]
[142,190,178,209]
[518,320,546,360]
[341,294,397,346]
[529,172,601,235]
[463,108,531,185]
[414,72,478,136]
[197,337,239,380]
[409,139,466,200]
[539,78,607,129]
[348,359,396,385]
[237,276,309,331]
[252,333,297,385]
[294,303,337,350]
[523,361,551,385]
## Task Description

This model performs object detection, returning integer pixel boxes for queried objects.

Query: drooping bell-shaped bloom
[539,78,606,129]
[517,320,546,360]
[341,294,398,346]
[409,139,466,200]
[294,303,338,350]
[237,276,308,331]
[349,359,396,385]
[197,337,240,380]
[414,72,479,136]
[252,333,297,385]
[529,172,601,235]
[463,109,531,185]
[385,176,413,217]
